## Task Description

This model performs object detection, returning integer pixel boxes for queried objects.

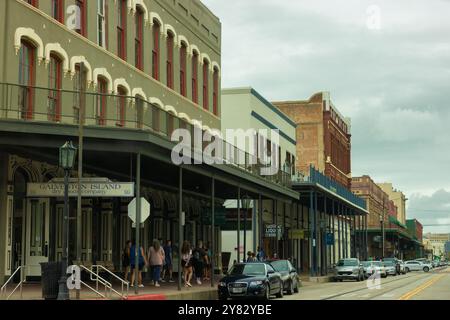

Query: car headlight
[218,282,226,287]
[250,280,264,286]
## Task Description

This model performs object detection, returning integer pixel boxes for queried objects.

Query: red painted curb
[123,294,167,301]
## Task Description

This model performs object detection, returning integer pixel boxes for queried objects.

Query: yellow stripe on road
[398,274,446,300]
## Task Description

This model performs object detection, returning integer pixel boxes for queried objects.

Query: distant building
[378,183,407,225]
[424,233,450,258]
[273,92,352,189]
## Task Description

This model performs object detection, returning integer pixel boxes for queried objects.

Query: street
[281,267,449,300]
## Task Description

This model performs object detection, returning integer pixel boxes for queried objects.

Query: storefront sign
[265,224,282,238]
[289,229,305,240]
[27,181,134,198]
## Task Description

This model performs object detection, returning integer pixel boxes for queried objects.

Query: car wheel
[276,282,284,298]
[405,267,410,273]
[264,285,270,301]
[423,267,429,272]
[287,280,294,295]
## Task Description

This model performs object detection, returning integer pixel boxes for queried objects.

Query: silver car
[362,261,387,278]
[404,260,432,272]
[383,261,397,276]
[333,258,365,282]
[398,260,407,274]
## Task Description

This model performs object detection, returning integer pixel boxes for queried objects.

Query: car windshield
[384,261,394,266]
[337,259,358,266]
[372,262,382,267]
[270,260,289,272]
[229,264,266,276]
[362,262,372,267]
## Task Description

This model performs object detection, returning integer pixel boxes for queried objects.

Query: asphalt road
[281,266,449,300]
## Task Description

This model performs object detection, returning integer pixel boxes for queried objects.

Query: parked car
[398,260,407,274]
[333,258,364,282]
[218,263,283,300]
[267,259,300,295]
[404,260,432,272]
[383,261,398,276]
[382,258,401,275]
[361,261,387,278]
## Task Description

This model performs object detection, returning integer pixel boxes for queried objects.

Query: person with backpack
[130,240,147,288]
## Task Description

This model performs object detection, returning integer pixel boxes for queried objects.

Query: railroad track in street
[321,268,447,300]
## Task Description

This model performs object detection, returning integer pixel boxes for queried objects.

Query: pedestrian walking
[181,241,193,287]
[130,240,147,288]
[122,240,131,282]
[193,241,207,285]
[162,240,174,282]
[256,246,265,261]
[148,239,165,287]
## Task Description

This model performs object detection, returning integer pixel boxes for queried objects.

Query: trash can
[40,262,62,300]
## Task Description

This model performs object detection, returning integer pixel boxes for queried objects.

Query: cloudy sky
[203,0,450,233]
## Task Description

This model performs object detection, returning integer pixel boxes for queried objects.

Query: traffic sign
[128,197,150,224]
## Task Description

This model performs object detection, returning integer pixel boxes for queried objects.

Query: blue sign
[326,233,335,245]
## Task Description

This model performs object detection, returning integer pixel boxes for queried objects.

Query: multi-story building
[423,233,450,258]
[273,92,352,189]
[221,87,297,266]
[0,0,299,287]
[378,183,407,225]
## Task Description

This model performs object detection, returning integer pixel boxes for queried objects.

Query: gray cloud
[203,0,450,231]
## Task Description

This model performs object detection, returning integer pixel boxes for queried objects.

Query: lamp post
[57,141,77,300]
[242,195,251,261]
[380,213,385,259]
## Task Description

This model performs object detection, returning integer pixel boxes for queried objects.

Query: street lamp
[57,141,77,300]
[380,214,385,259]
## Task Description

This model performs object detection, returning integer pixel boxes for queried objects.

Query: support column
[178,166,183,291]
[365,214,368,260]
[259,194,263,252]
[134,153,141,294]
[211,177,215,288]
[337,203,341,260]
[332,201,336,265]
[323,196,327,275]
[309,191,314,277]
[352,214,356,259]
[237,186,241,263]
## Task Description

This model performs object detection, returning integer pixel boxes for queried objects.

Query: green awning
[388,216,407,229]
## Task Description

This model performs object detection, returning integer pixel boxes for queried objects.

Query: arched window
[117,86,127,127]
[75,0,86,36]
[52,0,64,23]
[166,32,174,89]
[117,0,127,60]
[213,67,219,116]
[152,21,161,80]
[180,43,187,97]
[136,95,145,129]
[48,54,62,122]
[202,59,209,110]
[73,63,87,124]
[192,51,199,104]
[135,7,144,70]
[97,76,108,126]
[18,40,36,120]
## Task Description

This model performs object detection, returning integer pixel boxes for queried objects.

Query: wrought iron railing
[292,165,366,209]
[0,82,291,188]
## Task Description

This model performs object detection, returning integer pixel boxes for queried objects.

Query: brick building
[273,92,352,189]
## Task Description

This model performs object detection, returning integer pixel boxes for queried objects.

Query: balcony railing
[292,165,366,209]
[0,82,292,189]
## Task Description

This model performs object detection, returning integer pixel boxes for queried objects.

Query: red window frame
[180,43,187,97]
[117,0,127,61]
[213,68,219,116]
[192,52,199,103]
[97,77,108,126]
[76,0,87,36]
[202,60,209,110]
[48,54,62,122]
[18,41,35,120]
[135,8,144,70]
[152,22,160,80]
[27,0,38,7]
[166,33,174,89]
[117,87,127,127]
[52,0,64,23]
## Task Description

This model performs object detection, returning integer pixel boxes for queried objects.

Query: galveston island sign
[27,178,134,198]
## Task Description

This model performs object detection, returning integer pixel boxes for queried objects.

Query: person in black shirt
[193,241,206,285]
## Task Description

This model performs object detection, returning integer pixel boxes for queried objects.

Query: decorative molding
[132,0,149,25]
[177,35,190,49]
[14,27,44,64]
[211,61,221,76]
[113,78,131,95]
[93,68,113,92]
[190,44,200,58]
[69,56,93,83]
[165,105,178,116]
[45,43,70,75]
[148,97,164,110]
[149,12,164,32]
[178,112,191,123]
[132,88,147,101]
[164,24,177,43]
